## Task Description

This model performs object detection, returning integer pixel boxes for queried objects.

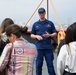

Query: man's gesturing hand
[43,32,50,38]
[36,35,43,41]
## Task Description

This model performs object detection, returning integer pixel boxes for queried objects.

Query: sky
[0,0,76,26]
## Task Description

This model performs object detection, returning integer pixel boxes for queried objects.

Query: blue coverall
[31,19,56,75]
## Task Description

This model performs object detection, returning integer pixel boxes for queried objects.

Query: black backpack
[0,40,9,56]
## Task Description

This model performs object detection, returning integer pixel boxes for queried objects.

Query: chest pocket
[35,26,40,31]
[35,26,41,35]
[46,25,52,33]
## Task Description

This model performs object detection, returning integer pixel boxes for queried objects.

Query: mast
[47,0,49,19]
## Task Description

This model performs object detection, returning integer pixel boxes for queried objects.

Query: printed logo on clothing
[46,24,51,27]
[15,48,24,55]
[36,26,39,28]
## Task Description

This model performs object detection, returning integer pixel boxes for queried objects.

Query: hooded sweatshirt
[57,42,76,75]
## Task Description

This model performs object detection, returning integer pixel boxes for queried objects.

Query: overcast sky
[0,0,76,25]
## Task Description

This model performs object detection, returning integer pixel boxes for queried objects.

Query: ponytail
[20,26,28,34]
[5,24,28,38]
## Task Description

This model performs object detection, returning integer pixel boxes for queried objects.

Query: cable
[50,0,64,30]
[24,0,44,27]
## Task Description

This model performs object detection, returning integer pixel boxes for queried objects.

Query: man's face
[38,12,46,19]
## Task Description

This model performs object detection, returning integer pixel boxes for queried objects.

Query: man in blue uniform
[31,7,57,75]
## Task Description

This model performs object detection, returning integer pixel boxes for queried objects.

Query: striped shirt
[0,38,37,75]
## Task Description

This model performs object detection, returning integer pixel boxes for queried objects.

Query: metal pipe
[47,0,49,19]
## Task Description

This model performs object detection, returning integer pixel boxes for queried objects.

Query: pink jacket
[0,38,37,75]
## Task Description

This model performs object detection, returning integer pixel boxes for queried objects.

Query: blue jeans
[36,49,56,75]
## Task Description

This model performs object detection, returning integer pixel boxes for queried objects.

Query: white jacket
[57,42,76,75]
[1,32,7,42]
